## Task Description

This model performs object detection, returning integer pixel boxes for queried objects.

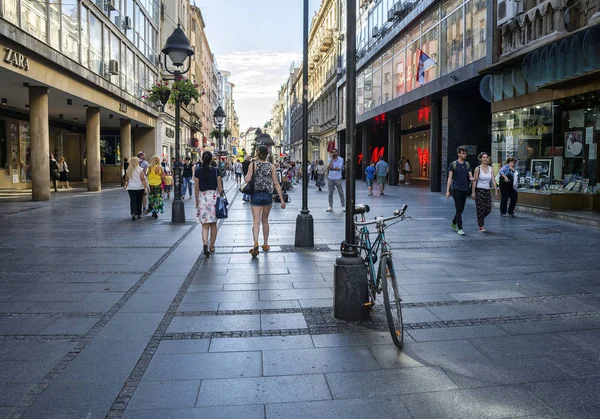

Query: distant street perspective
[2,0,600,417]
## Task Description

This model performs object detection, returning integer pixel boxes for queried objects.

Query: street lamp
[162,24,194,223]
[213,105,226,152]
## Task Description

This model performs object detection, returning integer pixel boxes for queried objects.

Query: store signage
[418,147,429,166]
[3,48,29,70]
[418,106,430,123]
[119,103,128,113]
[165,127,175,138]
[358,147,385,165]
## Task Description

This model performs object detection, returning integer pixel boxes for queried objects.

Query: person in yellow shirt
[164,170,173,199]
[147,155,165,219]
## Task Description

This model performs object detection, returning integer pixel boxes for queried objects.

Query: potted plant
[143,80,171,106]
[169,77,200,106]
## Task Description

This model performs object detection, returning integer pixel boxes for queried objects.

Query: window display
[492,94,599,194]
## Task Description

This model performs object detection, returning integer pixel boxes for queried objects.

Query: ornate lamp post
[162,24,194,223]
[213,105,226,152]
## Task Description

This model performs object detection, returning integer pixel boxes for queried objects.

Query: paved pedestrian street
[1,179,599,419]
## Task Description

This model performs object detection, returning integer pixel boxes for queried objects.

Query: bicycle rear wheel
[379,255,404,348]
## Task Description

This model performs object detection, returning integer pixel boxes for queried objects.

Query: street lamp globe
[161,25,194,68]
[213,105,226,124]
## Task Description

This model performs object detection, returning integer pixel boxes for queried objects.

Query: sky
[199,0,322,131]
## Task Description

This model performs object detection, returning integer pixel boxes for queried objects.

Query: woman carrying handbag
[195,151,223,257]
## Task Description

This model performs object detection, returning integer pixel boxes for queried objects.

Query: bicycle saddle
[354,204,370,214]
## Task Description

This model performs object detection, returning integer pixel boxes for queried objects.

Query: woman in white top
[125,157,148,220]
[471,152,499,232]
[58,157,71,189]
[403,159,412,184]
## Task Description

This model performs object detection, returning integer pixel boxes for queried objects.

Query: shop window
[1,0,19,25]
[21,0,47,43]
[393,49,405,98]
[100,135,121,165]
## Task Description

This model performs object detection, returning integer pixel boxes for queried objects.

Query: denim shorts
[366,178,374,187]
[251,191,273,207]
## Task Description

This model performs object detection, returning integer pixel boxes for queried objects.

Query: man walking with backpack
[446,146,475,236]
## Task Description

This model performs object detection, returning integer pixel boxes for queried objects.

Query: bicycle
[341,204,409,348]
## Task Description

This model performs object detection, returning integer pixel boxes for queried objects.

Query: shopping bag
[215,194,228,219]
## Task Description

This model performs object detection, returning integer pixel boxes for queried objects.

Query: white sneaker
[457,229,466,236]
[326,206,333,212]
[342,207,346,212]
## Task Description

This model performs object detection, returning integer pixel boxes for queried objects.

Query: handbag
[240,162,255,194]
[215,192,228,219]
[398,173,405,182]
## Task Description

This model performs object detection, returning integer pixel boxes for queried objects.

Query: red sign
[418,106,431,124]
[358,147,385,165]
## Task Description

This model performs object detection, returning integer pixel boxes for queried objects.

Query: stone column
[120,119,131,186]
[387,115,398,186]
[29,86,50,201]
[86,107,101,191]
[430,101,441,193]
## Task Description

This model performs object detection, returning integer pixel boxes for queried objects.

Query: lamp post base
[294,213,314,248]
[333,254,369,321]
[171,198,186,223]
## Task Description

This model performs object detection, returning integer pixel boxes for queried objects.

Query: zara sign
[3,48,29,71]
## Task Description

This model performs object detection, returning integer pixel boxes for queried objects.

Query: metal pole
[172,70,185,223]
[294,0,314,247]
[344,0,357,249]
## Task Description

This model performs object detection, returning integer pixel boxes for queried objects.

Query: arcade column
[86,107,101,191]
[29,86,50,201]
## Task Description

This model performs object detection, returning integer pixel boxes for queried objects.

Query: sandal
[210,247,215,253]
[262,244,270,251]
[203,244,210,257]
[249,242,259,258]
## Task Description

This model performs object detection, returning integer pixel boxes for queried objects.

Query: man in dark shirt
[182,157,194,199]
[241,154,252,202]
[446,146,474,236]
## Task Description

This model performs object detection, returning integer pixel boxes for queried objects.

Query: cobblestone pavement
[0,178,599,418]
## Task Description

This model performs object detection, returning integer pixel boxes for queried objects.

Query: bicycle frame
[355,214,393,298]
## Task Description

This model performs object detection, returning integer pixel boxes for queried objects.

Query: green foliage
[169,77,200,105]
[143,80,170,104]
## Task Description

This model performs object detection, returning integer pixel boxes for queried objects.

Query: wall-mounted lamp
[67,99,73,105]
[59,114,63,119]
[73,118,78,122]
[25,104,29,108]
[109,114,114,119]
[1,98,6,105]
[84,105,89,109]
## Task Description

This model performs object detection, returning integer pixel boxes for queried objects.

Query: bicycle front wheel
[379,255,404,348]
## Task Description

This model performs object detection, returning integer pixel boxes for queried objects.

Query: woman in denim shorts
[245,145,286,257]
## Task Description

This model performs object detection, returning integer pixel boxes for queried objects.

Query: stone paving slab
[122,405,265,419]
[196,374,332,406]
[265,398,412,419]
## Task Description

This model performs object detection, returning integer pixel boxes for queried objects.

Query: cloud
[217,50,300,128]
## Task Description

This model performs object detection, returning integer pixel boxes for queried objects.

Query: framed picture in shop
[531,159,552,178]
[565,131,583,158]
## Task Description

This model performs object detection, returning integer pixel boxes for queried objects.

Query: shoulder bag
[240,162,255,194]
[215,191,229,219]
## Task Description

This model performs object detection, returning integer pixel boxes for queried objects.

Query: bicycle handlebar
[354,204,408,227]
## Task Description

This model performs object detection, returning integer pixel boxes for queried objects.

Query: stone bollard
[333,254,369,321]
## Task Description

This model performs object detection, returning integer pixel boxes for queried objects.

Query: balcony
[312,54,321,62]
[319,29,334,52]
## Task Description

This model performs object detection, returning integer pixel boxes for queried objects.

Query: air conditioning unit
[393,2,403,16]
[372,27,380,38]
[123,16,132,30]
[388,8,396,21]
[106,0,116,12]
[108,59,119,75]
[497,0,522,26]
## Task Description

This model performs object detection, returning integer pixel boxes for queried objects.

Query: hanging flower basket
[169,77,200,106]
[143,80,171,106]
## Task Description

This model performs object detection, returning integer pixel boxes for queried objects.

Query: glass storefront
[492,93,599,194]
[353,0,487,117]
[400,108,432,180]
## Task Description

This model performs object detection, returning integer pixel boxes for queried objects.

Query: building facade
[484,0,600,211]
[337,0,493,191]
[307,0,339,164]
[0,0,160,197]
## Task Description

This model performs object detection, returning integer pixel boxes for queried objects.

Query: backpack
[451,160,471,172]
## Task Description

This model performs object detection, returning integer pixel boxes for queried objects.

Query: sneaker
[457,229,466,236]
[326,206,333,212]
[478,227,487,232]
[342,207,346,212]
[508,213,516,217]
[450,222,458,231]
[501,214,507,217]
